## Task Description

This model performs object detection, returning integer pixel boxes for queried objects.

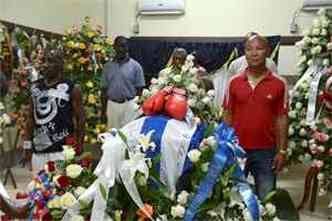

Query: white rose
[318,8,326,16]
[288,127,294,136]
[303,36,311,45]
[173,74,182,83]
[177,191,190,205]
[63,146,76,161]
[288,141,296,149]
[312,28,321,36]
[202,96,211,104]
[299,128,307,137]
[207,90,215,97]
[142,89,151,97]
[313,18,321,28]
[323,58,330,66]
[307,59,314,66]
[301,140,308,148]
[66,164,83,179]
[321,28,328,36]
[265,203,276,215]
[48,197,61,209]
[201,162,209,172]
[150,78,158,85]
[288,111,297,119]
[311,37,319,45]
[317,173,325,181]
[171,205,186,218]
[206,136,217,147]
[317,145,325,152]
[188,98,197,107]
[188,83,198,93]
[60,192,77,208]
[186,54,195,61]
[187,149,201,163]
[189,67,199,75]
[1,114,11,125]
[295,102,303,110]
[74,186,86,197]
[70,215,85,221]
[327,43,332,51]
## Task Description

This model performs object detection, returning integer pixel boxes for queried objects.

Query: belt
[110,97,134,104]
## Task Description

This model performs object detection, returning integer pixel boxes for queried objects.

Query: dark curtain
[129,36,281,78]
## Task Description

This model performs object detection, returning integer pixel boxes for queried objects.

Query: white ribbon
[306,65,325,125]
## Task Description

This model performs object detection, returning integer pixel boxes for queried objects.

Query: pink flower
[323,117,332,129]
[313,131,329,142]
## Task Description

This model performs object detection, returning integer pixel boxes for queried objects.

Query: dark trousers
[244,148,277,200]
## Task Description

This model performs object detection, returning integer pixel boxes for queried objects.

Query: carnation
[171,205,186,218]
[187,149,201,163]
[177,191,190,205]
[66,164,83,179]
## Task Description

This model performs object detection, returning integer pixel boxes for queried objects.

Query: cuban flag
[121,115,205,193]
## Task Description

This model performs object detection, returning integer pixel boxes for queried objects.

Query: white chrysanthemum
[311,37,319,45]
[177,191,190,205]
[70,215,84,221]
[303,36,312,45]
[301,140,308,148]
[187,149,201,163]
[323,59,330,67]
[312,28,321,36]
[299,128,307,137]
[289,141,296,149]
[312,18,321,28]
[321,28,328,36]
[171,205,186,218]
[201,162,209,172]
[66,164,83,179]
[265,203,276,216]
[188,83,198,93]
[173,74,182,83]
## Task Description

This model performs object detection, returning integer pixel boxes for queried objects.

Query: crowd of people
[0,32,295,217]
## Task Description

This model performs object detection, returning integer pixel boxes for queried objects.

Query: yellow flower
[67,41,75,48]
[93,44,102,51]
[90,138,97,144]
[94,127,101,134]
[79,43,86,49]
[87,31,95,38]
[86,81,94,88]
[106,37,113,45]
[87,94,96,104]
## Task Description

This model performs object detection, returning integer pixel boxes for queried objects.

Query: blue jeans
[244,148,276,200]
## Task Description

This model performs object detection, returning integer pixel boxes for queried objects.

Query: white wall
[0,0,321,75]
[0,0,107,34]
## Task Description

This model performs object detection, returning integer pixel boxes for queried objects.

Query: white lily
[137,130,156,152]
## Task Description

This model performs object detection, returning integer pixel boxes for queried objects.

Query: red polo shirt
[224,69,288,150]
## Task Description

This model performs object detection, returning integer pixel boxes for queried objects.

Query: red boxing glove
[142,89,169,116]
[164,88,188,121]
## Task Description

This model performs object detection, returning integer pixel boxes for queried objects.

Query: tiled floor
[0,164,331,220]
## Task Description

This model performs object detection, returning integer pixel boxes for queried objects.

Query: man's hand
[272,152,286,173]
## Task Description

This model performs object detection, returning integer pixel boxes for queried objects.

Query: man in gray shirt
[101,36,145,129]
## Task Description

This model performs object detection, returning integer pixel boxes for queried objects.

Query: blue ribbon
[184,122,259,221]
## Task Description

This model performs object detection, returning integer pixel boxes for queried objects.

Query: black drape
[129,36,281,77]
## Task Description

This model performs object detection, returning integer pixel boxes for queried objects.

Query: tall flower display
[288,8,332,198]
[63,17,113,145]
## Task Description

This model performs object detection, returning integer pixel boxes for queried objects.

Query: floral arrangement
[140,54,219,123]
[288,8,332,198]
[63,17,113,145]
[25,146,96,221]
[0,102,12,145]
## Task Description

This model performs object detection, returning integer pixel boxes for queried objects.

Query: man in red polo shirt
[223,34,289,200]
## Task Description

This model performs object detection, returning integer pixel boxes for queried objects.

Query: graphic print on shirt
[31,82,72,152]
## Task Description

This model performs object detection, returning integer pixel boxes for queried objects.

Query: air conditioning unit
[302,0,332,10]
[137,0,185,15]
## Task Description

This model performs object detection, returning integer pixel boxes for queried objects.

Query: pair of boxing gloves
[142,86,188,120]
